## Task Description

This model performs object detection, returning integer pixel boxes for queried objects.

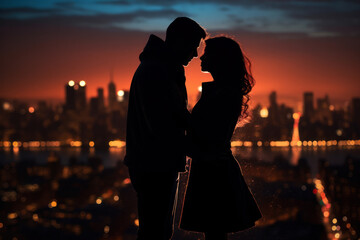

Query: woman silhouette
[180,37,262,240]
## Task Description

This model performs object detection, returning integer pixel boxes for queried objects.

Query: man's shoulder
[134,61,175,82]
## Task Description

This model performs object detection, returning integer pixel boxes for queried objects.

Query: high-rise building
[97,88,105,110]
[76,80,87,110]
[65,80,76,110]
[317,95,330,111]
[90,97,99,115]
[303,92,314,119]
[65,80,87,111]
[316,95,332,125]
[268,91,279,124]
[108,71,117,109]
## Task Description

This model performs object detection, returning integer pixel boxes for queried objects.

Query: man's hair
[165,17,207,43]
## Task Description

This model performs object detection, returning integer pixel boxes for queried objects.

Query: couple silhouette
[125,17,262,240]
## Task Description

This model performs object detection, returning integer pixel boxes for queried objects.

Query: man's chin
[182,57,194,66]
[182,61,191,67]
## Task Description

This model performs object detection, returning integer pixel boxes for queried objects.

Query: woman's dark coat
[180,81,262,233]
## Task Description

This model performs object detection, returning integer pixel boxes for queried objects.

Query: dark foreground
[1,149,359,240]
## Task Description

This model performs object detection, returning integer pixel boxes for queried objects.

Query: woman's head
[201,36,255,119]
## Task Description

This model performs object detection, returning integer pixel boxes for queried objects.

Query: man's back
[125,34,188,172]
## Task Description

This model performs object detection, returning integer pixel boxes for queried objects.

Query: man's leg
[129,169,178,240]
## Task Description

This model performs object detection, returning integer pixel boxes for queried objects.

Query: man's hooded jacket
[125,34,190,172]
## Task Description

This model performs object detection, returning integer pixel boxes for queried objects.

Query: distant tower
[65,80,76,109]
[292,112,301,142]
[303,92,314,119]
[108,70,117,109]
[77,80,87,109]
[268,91,279,124]
[317,94,332,125]
[97,88,105,110]
[89,97,99,115]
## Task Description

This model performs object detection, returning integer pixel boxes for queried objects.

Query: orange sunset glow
[1,1,359,109]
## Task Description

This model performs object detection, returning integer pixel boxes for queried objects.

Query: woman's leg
[204,232,227,240]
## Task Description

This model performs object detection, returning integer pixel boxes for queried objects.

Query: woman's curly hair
[205,36,255,121]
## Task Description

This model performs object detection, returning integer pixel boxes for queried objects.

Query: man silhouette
[125,17,206,240]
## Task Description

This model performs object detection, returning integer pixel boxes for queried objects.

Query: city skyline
[2,76,358,112]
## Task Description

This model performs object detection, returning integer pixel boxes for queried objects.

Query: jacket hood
[139,34,166,62]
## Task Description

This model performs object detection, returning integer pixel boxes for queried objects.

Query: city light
[89,141,95,147]
[336,129,343,136]
[243,141,252,147]
[231,141,243,147]
[117,90,125,97]
[134,219,139,227]
[260,107,269,118]
[28,106,35,113]
[113,195,119,201]
[3,102,11,111]
[96,198,102,205]
[32,214,39,221]
[70,141,82,147]
[79,80,86,87]
[109,140,126,148]
[270,141,289,147]
[49,200,57,208]
[68,80,75,87]
[8,213,18,219]
[292,112,300,120]
[104,225,110,234]
[117,90,125,101]
[123,178,131,185]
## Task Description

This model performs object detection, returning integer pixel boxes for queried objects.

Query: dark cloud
[1,0,359,37]
[96,0,131,5]
[98,0,360,36]
[0,7,61,15]
[0,8,186,30]
[238,0,360,36]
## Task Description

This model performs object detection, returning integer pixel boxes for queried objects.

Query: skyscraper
[108,71,117,109]
[268,91,279,124]
[303,92,314,119]
[316,95,332,125]
[77,80,87,110]
[97,88,105,110]
[65,80,76,110]
[64,80,87,111]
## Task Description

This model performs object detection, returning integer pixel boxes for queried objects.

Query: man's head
[165,17,207,66]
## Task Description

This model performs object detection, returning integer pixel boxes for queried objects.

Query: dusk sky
[1,0,359,109]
